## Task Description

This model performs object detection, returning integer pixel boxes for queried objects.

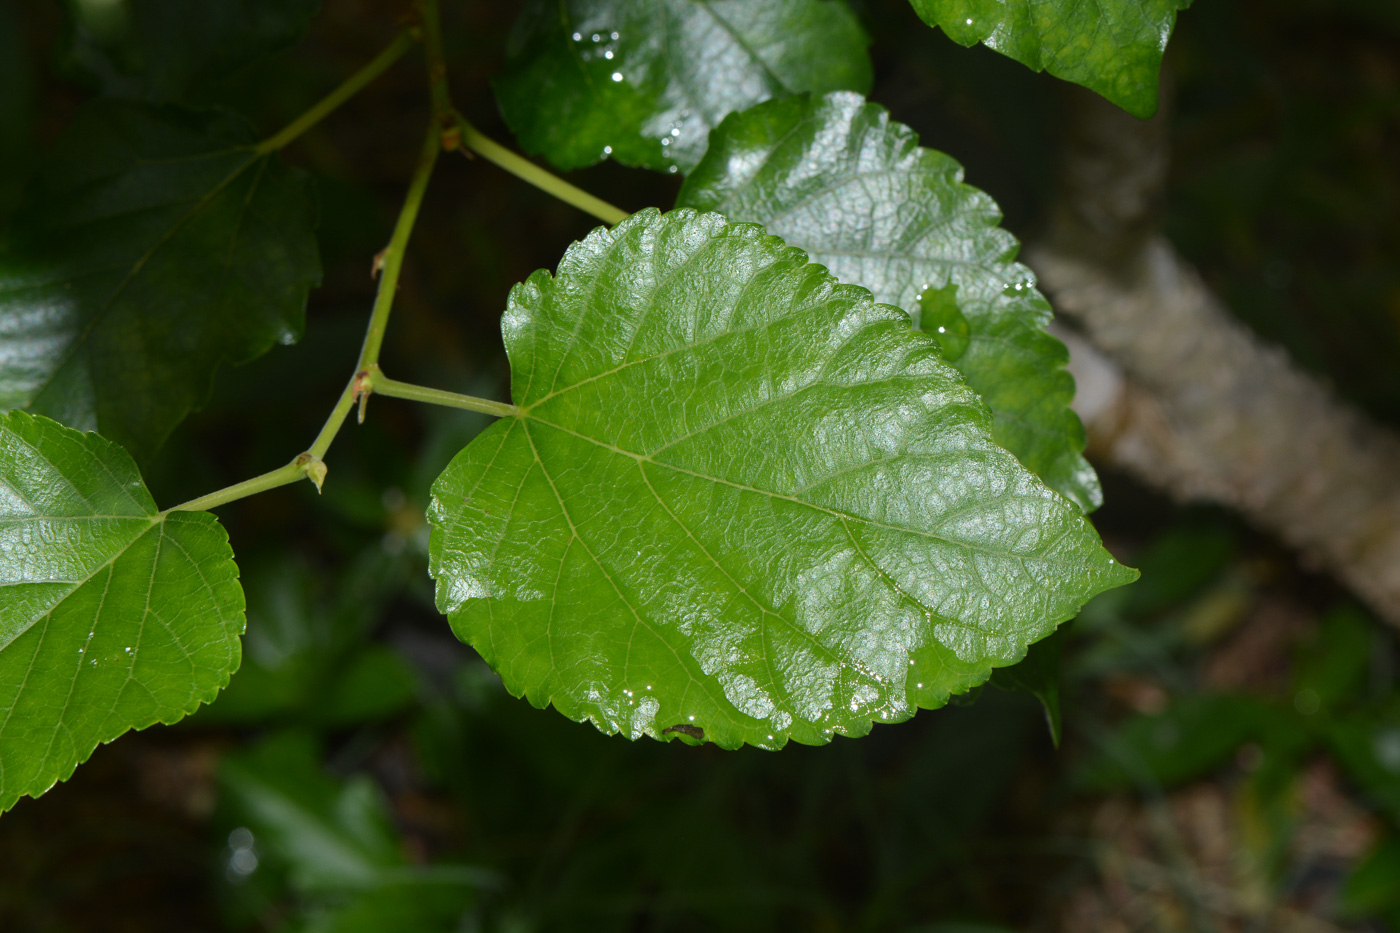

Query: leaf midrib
[522,413,1081,565]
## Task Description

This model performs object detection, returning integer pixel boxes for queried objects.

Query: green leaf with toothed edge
[678,92,1101,511]
[427,208,1135,750]
[906,0,1192,118]
[492,0,872,175]
[0,98,320,459]
[0,411,244,814]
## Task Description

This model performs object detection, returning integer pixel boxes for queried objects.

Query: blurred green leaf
[1294,605,1374,709]
[1328,701,1400,822]
[0,99,320,458]
[1339,836,1400,918]
[220,732,404,892]
[429,208,1134,749]
[494,0,872,173]
[197,554,417,728]
[289,882,480,933]
[0,411,244,813]
[62,0,321,101]
[220,732,491,931]
[317,647,417,727]
[678,92,1100,510]
[1074,694,1304,792]
[1125,521,1236,615]
[906,0,1192,117]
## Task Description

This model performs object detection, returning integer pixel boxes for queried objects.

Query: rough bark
[1027,88,1400,627]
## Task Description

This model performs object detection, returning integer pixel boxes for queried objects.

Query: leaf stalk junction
[168,0,617,513]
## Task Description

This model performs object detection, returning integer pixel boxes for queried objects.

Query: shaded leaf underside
[0,99,319,458]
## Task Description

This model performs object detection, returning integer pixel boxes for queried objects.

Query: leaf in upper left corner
[0,411,245,814]
[0,99,321,458]
[493,0,873,174]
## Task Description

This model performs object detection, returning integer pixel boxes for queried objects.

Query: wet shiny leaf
[0,411,244,813]
[0,99,320,457]
[428,208,1134,749]
[907,0,1192,117]
[678,93,1100,509]
[493,0,872,173]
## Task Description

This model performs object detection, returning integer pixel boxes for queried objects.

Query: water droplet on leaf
[917,283,970,361]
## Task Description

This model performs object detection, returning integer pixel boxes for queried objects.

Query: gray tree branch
[1026,88,1400,626]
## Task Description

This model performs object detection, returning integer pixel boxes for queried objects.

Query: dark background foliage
[1,0,1398,930]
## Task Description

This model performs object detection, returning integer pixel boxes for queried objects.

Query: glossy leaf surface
[0,99,320,457]
[493,0,872,174]
[678,93,1100,509]
[63,0,321,101]
[0,411,244,812]
[907,0,1191,117]
[428,209,1134,749]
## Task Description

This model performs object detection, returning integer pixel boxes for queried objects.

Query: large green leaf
[62,0,321,101]
[428,208,1134,750]
[0,411,244,813]
[0,99,320,458]
[906,0,1191,118]
[678,92,1100,510]
[493,0,872,174]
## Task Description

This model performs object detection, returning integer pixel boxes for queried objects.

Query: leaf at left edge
[0,98,321,459]
[0,411,244,813]
[428,208,1136,751]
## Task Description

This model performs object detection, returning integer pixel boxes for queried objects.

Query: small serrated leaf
[0,99,321,458]
[907,0,1192,117]
[678,92,1100,510]
[0,411,245,813]
[493,0,872,174]
[428,209,1135,750]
